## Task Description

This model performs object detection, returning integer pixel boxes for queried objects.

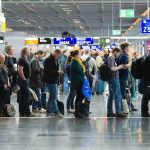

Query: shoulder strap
[86,56,91,62]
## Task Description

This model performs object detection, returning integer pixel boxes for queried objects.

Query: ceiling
[1,0,150,37]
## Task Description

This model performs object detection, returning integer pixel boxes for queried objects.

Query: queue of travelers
[0,42,150,118]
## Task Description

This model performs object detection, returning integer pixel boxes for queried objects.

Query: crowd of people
[0,42,150,118]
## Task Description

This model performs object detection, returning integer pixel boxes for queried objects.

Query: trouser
[62,73,69,94]
[88,75,93,89]
[41,86,47,109]
[141,94,150,115]
[120,79,128,99]
[46,83,60,115]
[107,77,122,114]
[75,82,85,116]
[66,87,76,110]
[18,79,31,116]
[32,88,42,110]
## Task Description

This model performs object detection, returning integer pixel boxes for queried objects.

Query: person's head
[120,42,130,53]
[53,49,62,59]
[0,54,5,64]
[85,49,90,55]
[5,45,14,56]
[21,47,30,57]
[112,48,121,58]
[36,50,44,60]
[70,50,81,59]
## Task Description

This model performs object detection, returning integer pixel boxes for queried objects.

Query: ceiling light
[64,10,72,12]
[59,5,68,7]
[62,8,70,10]
[79,26,84,29]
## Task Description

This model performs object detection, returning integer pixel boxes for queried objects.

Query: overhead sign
[0,13,6,32]
[53,38,76,45]
[100,38,111,45]
[0,36,4,44]
[25,38,38,45]
[120,9,135,18]
[77,38,94,45]
[112,30,121,35]
[38,38,51,44]
[141,20,150,33]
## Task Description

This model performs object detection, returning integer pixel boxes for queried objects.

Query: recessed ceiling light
[59,5,68,7]
[80,26,84,29]
[64,10,72,12]
[62,8,70,10]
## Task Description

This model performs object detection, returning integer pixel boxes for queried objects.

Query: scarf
[72,57,86,73]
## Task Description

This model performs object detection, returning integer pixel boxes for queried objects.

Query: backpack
[131,57,143,79]
[83,57,91,78]
[1,104,16,117]
[99,58,113,81]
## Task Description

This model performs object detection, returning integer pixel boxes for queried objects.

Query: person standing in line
[30,50,46,113]
[18,47,34,117]
[70,50,86,118]
[44,49,64,118]
[107,48,127,118]
[4,45,17,104]
[0,54,10,115]
[141,45,150,117]
[66,56,76,113]
[117,42,131,114]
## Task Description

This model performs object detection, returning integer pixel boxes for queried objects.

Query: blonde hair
[0,54,5,67]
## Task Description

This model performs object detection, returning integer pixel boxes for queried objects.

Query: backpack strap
[86,56,91,62]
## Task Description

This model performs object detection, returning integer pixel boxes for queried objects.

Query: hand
[4,84,8,89]
[58,70,64,74]
[118,65,124,70]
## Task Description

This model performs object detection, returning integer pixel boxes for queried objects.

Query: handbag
[138,81,150,95]
[81,78,92,102]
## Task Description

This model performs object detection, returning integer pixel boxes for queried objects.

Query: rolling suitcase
[95,80,104,94]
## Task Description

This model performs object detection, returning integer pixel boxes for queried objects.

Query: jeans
[32,88,42,110]
[41,86,47,109]
[120,79,128,99]
[107,77,122,114]
[66,87,76,109]
[18,79,31,116]
[62,74,69,94]
[46,83,59,115]
[141,94,150,115]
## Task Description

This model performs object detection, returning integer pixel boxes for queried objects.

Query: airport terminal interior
[0,0,150,150]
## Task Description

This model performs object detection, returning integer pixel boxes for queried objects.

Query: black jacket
[30,57,44,88]
[143,54,150,81]
[0,66,8,87]
[44,55,59,84]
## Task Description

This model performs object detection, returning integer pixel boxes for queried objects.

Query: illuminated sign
[77,38,94,45]
[120,9,135,18]
[25,38,38,45]
[141,20,150,33]
[38,38,51,44]
[53,38,76,45]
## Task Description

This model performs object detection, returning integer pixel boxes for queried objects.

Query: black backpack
[83,57,91,78]
[99,58,113,81]
[131,55,148,79]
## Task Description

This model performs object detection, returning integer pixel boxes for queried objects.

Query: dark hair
[55,49,62,54]
[120,42,129,51]
[36,50,44,55]
[70,50,79,57]
[67,56,72,64]
[112,48,121,53]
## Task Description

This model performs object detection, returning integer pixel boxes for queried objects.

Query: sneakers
[47,113,64,119]
[116,113,128,118]
[107,113,116,117]
[67,109,75,113]
[38,108,46,113]
[33,108,46,113]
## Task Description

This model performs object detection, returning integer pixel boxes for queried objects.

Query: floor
[0,94,150,150]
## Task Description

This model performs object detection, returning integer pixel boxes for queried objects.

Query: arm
[18,66,26,80]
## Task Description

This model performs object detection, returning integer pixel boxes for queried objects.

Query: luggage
[57,100,64,115]
[1,104,16,117]
[94,80,104,94]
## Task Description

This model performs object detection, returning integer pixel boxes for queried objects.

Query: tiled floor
[0,94,150,150]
